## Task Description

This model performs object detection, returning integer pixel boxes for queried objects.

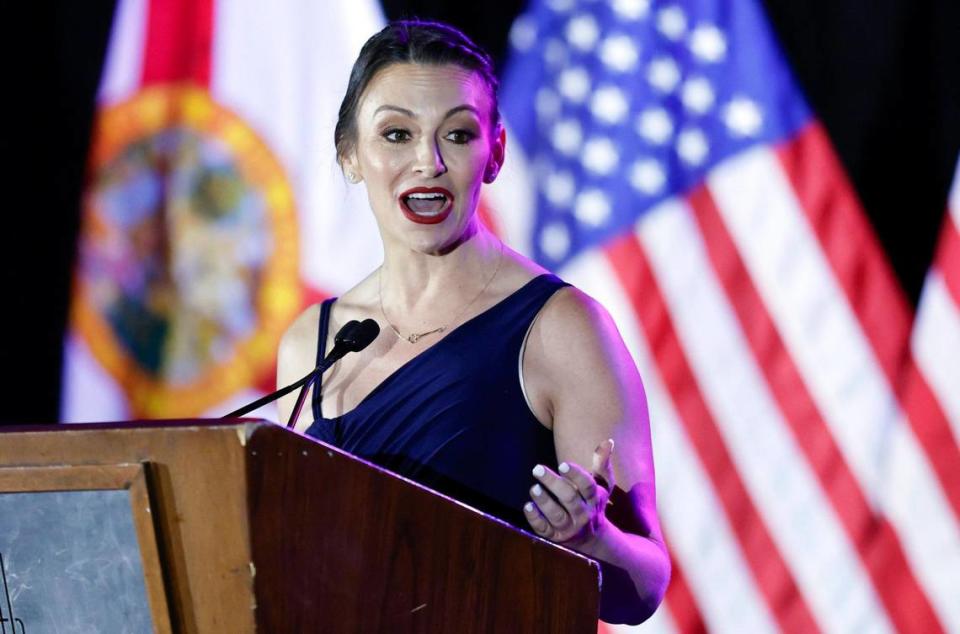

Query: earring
[347,172,357,183]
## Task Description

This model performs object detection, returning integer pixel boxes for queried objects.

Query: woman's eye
[445,129,476,144]
[383,129,411,143]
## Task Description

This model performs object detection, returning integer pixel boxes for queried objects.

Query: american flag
[483,0,960,631]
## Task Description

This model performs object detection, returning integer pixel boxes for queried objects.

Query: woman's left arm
[520,287,671,625]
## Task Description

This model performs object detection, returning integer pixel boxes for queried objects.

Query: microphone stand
[221,359,333,421]
[222,319,380,427]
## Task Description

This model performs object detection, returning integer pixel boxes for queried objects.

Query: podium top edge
[0,418,272,434]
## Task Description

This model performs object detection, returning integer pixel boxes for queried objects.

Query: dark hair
[334,20,500,163]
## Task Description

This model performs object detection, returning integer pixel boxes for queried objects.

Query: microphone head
[333,318,380,353]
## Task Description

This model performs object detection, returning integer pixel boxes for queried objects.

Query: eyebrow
[373,104,480,120]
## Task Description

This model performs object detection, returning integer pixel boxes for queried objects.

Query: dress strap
[311,298,337,422]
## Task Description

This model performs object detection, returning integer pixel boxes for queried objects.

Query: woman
[277,20,670,624]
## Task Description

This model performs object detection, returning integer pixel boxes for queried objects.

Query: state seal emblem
[75,85,301,417]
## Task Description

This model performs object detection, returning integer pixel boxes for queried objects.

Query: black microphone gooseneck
[286,318,380,428]
[222,319,380,423]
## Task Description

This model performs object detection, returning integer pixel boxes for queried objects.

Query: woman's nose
[413,138,447,177]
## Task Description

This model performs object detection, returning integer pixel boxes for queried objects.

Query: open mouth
[399,187,454,225]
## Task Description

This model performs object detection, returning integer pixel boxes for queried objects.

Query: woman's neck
[378,224,501,313]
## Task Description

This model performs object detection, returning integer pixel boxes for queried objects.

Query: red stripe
[777,123,960,520]
[604,235,821,634]
[663,557,707,634]
[690,185,943,633]
[141,0,215,86]
[934,215,960,310]
[477,195,504,240]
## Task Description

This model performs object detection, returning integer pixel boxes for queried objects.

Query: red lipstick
[398,187,455,225]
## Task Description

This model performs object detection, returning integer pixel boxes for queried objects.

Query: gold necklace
[378,242,504,344]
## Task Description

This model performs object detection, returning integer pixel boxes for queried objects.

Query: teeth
[406,192,446,199]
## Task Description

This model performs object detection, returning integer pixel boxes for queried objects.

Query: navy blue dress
[305,274,569,528]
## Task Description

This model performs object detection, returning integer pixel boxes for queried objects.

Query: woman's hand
[523,438,616,551]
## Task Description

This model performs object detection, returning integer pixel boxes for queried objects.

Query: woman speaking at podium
[277,20,670,624]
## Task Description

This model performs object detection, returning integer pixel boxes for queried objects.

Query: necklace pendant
[407,333,421,344]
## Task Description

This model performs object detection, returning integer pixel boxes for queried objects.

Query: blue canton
[501,0,812,267]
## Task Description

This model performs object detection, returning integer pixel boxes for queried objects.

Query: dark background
[5,1,959,424]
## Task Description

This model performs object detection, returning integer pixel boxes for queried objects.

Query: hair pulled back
[334,20,500,164]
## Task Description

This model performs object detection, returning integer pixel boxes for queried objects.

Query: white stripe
[709,147,960,630]
[61,334,130,422]
[97,0,147,104]
[949,159,960,226]
[914,271,960,440]
[561,252,779,634]
[637,199,893,634]
[211,0,385,295]
[483,122,536,256]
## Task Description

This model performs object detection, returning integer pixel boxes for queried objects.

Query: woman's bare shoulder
[493,244,552,291]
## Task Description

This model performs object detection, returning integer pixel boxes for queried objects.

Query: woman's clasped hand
[525,439,615,549]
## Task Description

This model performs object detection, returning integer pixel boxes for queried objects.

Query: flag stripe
[563,251,779,634]
[913,273,960,445]
[710,135,960,629]
[776,124,960,521]
[142,0,214,85]
[934,217,960,310]
[97,0,147,103]
[775,124,912,386]
[689,184,943,633]
[662,558,707,634]
[604,233,820,634]
[638,198,893,632]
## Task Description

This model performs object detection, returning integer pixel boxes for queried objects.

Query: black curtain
[6,0,958,423]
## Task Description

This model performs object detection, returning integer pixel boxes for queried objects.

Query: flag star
[544,170,576,206]
[599,35,640,73]
[677,128,709,165]
[690,24,727,63]
[636,107,674,144]
[582,137,619,175]
[552,119,583,155]
[574,189,612,226]
[546,0,575,13]
[630,159,667,195]
[566,14,600,51]
[723,97,764,137]
[509,16,538,52]
[681,77,715,114]
[612,0,650,21]
[647,57,681,93]
[558,67,591,103]
[656,6,688,41]
[540,221,571,261]
[544,39,568,69]
[536,88,562,120]
[590,86,629,124]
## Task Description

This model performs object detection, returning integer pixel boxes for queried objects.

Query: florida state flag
[64,0,384,421]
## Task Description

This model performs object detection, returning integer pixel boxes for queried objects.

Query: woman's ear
[341,152,363,184]
[483,124,507,184]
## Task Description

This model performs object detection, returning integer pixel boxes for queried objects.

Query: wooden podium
[0,420,600,632]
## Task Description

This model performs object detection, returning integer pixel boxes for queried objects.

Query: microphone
[222,319,380,423]
[285,318,380,428]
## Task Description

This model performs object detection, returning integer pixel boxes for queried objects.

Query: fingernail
[558,462,570,474]
[524,502,534,513]
[608,438,616,451]
[532,484,543,497]
[532,464,546,477]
